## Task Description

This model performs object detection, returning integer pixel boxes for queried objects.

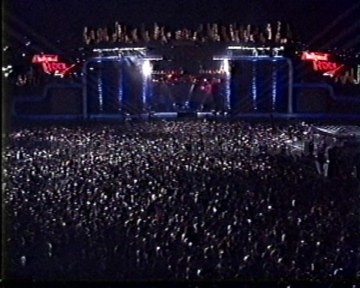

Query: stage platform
[11,112,360,124]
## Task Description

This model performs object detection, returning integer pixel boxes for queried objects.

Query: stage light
[252,62,257,110]
[223,59,230,75]
[142,60,152,77]
[271,64,277,111]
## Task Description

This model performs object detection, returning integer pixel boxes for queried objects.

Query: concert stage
[10,45,360,122]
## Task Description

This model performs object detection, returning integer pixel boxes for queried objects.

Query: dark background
[2,0,360,50]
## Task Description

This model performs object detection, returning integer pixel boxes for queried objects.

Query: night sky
[3,0,360,50]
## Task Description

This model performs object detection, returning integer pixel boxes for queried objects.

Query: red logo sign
[32,54,59,63]
[312,61,340,72]
[301,52,330,62]
[301,51,350,80]
[32,54,77,77]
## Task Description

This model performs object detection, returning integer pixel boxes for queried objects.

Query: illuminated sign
[323,64,345,77]
[32,54,59,63]
[301,51,330,61]
[43,63,76,75]
[334,65,360,85]
[312,61,341,72]
[301,51,359,85]
[32,54,77,77]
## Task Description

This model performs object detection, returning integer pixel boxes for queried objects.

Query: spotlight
[142,60,152,77]
[223,59,230,75]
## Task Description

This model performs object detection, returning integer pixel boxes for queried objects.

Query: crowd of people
[3,120,360,283]
[83,21,293,46]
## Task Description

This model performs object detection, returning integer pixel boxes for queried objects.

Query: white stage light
[223,59,230,75]
[142,60,152,77]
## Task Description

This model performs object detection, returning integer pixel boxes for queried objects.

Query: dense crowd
[83,21,293,45]
[3,120,360,283]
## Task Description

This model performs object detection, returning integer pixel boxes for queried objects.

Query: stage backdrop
[85,57,144,115]
[230,58,289,113]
